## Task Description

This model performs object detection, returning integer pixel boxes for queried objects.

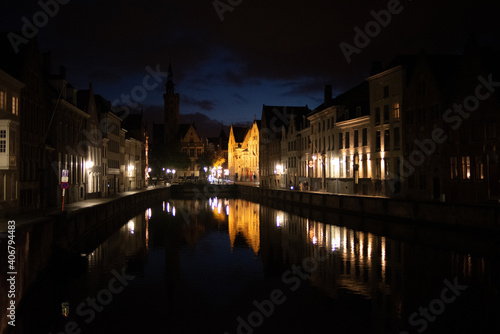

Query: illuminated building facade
[229,120,260,181]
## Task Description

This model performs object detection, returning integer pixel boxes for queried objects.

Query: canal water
[9,197,500,334]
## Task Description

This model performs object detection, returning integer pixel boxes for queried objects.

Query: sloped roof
[309,81,369,123]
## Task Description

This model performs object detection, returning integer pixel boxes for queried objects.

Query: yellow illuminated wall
[227,198,260,254]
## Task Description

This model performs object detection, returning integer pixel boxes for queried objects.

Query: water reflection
[11,198,500,334]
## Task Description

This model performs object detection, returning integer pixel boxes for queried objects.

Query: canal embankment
[0,186,170,334]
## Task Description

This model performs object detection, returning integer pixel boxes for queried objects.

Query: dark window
[418,108,426,123]
[362,128,368,146]
[407,109,413,125]
[408,175,415,189]
[375,107,380,125]
[384,130,390,151]
[354,130,359,148]
[383,85,389,98]
[345,132,350,149]
[383,105,389,124]
[394,127,400,149]
[417,80,426,97]
[376,131,381,151]
[339,133,343,150]
[419,174,427,189]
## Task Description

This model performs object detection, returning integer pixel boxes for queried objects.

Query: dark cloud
[2,0,499,124]
[231,93,248,104]
[181,95,216,111]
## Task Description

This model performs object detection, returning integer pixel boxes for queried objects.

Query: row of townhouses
[0,36,148,217]
[258,40,500,204]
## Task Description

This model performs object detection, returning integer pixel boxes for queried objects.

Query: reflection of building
[229,119,260,181]
[259,205,401,331]
[227,199,260,254]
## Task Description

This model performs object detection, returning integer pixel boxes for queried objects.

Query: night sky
[2,0,499,127]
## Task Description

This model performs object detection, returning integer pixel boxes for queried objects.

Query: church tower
[163,61,180,145]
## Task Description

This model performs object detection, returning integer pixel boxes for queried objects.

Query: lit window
[450,157,458,179]
[475,156,484,180]
[394,102,400,121]
[462,156,470,180]
[0,91,5,110]
[11,96,18,115]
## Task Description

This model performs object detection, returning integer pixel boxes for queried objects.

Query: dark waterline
[10,198,500,334]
